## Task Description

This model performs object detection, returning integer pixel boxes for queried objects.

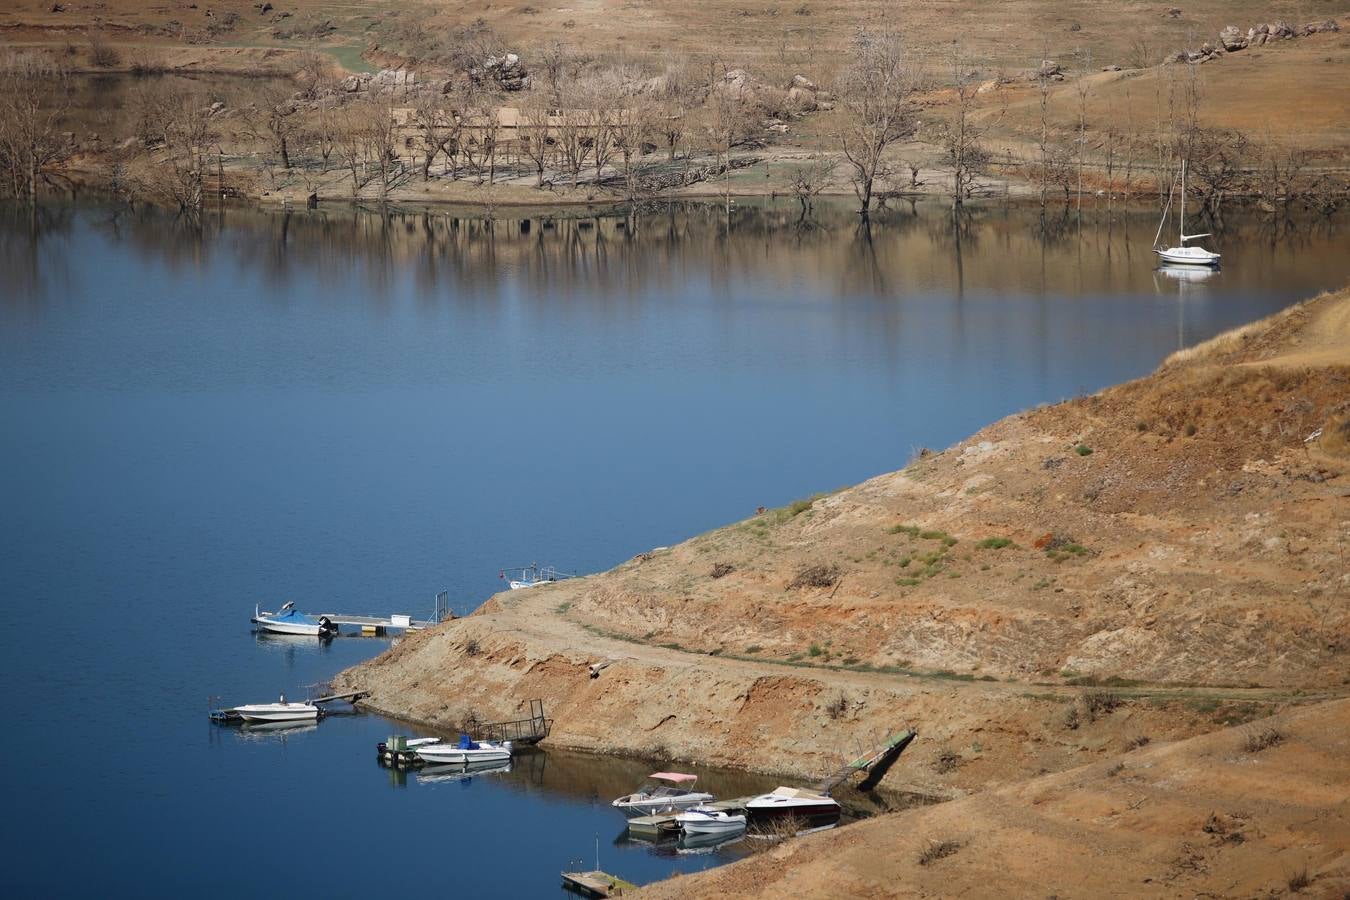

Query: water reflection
[4,199,1345,312]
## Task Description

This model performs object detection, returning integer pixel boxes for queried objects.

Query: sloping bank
[333,286,1350,796]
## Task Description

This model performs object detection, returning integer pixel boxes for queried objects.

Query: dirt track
[337,286,1350,802]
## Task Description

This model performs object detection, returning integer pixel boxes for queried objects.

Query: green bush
[1074,444,1093,456]
[976,537,1013,550]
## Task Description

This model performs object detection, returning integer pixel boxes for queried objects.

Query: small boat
[252,601,337,637]
[233,694,320,723]
[415,734,513,765]
[1153,159,1221,268]
[744,786,841,827]
[676,805,746,834]
[612,773,715,818]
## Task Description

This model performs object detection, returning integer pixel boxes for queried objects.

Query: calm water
[1,198,1346,896]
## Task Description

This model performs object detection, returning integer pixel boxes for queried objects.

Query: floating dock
[561,870,637,897]
[814,727,918,793]
[625,813,682,837]
[378,699,552,765]
[317,613,438,635]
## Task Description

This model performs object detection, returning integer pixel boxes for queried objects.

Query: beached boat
[1153,159,1221,268]
[612,773,715,818]
[252,601,337,637]
[414,734,513,765]
[744,787,841,827]
[232,695,320,723]
[676,806,746,834]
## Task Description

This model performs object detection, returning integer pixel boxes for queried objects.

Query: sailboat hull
[1155,247,1220,267]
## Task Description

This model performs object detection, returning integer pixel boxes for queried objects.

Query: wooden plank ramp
[814,728,919,794]
[561,870,637,897]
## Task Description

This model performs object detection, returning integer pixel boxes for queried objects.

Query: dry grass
[788,563,840,590]
[1242,726,1284,753]
[917,839,962,866]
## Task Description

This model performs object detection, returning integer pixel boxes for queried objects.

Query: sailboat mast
[1179,159,1186,243]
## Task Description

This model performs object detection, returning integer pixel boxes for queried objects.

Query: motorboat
[252,601,337,637]
[612,773,715,818]
[232,694,320,723]
[1153,159,1221,268]
[414,734,513,765]
[744,787,841,827]
[676,805,746,834]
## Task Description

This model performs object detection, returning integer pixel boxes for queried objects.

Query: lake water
[1,198,1346,896]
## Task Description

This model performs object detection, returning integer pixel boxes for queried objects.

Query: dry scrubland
[1,0,1348,208]
[336,288,1350,893]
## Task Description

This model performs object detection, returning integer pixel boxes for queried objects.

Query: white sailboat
[1154,159,1221,267]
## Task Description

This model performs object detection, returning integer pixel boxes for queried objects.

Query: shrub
[1075,444,1093,456]
[917,839,961,866]
[1126,735,1151,750]
[1287,867,1310,892]
[976,536,1013,550]
[789,563,840,590]
[934,748,962,773]
[1106,762,1125,777]
[1083,690,1122,721]
[463,639,481,656]
[710,562,735,579]
[1063,704,1081,730]
[808,644,824,657]
[787,498,814,517]
[744,645,762,654]
[889,523,920,537]
[825,693,847,719]
[1242,727,1283,753]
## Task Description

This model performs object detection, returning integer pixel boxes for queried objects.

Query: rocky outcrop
[479,53,527,91]
[1035,59,1065,80]
[1219,25,1248,51]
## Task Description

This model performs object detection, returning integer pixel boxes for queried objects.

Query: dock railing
[474,699,552,745]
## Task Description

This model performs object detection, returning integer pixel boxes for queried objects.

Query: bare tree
[834,27,918,217]
[155,91,216,212]
[335,100,379,199]
[787,155,837,216]
[940,49,995,207]
[703,66,751,213]
[412,91,455,181]
[654,58,697,162]
[518,93,555,187]
[554,78,595,189]
[607,89,657,201]
[0,53,72,201]
[247,81,299,170]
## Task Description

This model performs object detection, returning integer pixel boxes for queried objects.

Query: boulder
[1036,58,1065,80]
[1219,25,1247,50]
[1300,19,1339,35]
[786,85,817,111]
[482,52,527,91]
[1164,6,1181,18]
[1101,64,1122,72]
[1269,21,1294,39]
[788,73,818,92]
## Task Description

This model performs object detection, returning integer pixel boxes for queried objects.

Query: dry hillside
[639,697,1350,899]
[335,285,1350,797]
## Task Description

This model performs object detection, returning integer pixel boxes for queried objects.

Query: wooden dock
[561,870,637,897]
[317,614,438,634]
[626,813,681,837]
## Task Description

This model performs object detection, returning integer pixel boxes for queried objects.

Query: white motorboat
[414,735,513,765]
[232,694,320,723]
[676,805,746,834]
[744,786,841,827]
[612,773,715,818]
[1153,159,1220,267]
[252,601,337,637]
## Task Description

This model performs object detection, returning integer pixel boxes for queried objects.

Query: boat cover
[457,733,480,750]
[650,772,698,783]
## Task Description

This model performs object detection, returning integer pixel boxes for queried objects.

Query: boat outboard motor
[318,616,337,638]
